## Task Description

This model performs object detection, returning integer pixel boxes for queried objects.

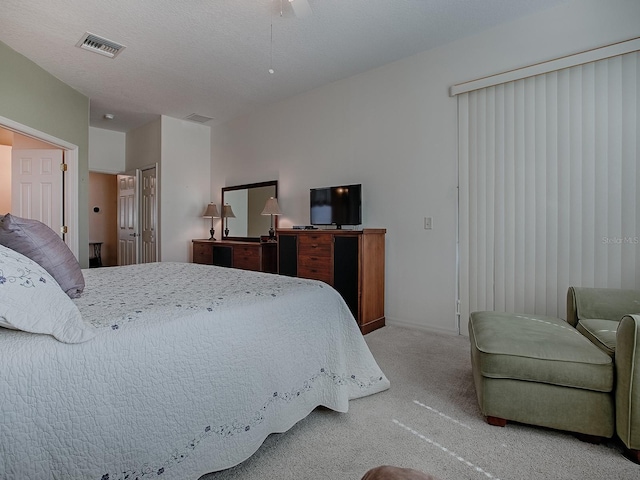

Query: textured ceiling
[0,0,567,132]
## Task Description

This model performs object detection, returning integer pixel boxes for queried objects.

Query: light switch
[424,217,433,230]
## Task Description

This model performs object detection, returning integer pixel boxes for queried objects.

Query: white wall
[126,119,161,172]
[210,0,639,334]
[124,117,211,263]
[160,116,211,262]
[89,127,125,173]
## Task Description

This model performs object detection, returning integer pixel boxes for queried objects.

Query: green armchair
[567,287,640,462]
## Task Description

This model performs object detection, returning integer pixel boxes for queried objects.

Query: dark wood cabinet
[192,239,277,273]
[193,240,214,265]
[276,229,386,334]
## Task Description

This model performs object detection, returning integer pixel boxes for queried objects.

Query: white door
[117,172,139,265]
[141,166,157,263]
[11,149,64,236]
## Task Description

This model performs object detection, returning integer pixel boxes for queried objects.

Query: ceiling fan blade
[289,0,312,18]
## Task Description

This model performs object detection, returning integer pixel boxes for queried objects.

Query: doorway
[1,126,65,234]
[0,116,79,260]
[89,172,118,267]
[117,164,158,266]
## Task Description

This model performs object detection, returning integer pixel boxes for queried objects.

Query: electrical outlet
[424,217,433,230]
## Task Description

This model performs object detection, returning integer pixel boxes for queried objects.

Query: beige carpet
[201,326,639,480]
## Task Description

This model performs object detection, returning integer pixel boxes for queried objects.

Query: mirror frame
[221,180,278,242]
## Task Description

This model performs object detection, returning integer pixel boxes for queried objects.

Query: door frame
[0,115,79,259]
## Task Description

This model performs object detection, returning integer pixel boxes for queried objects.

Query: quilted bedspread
[0,262,389,479]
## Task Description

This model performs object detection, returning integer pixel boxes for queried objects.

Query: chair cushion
[469,311,613,392]
[576,318,618,357]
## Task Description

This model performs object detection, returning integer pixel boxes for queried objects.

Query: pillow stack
[0,214,95,343]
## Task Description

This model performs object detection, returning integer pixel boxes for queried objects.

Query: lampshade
[203,203,220,218]
[222,204,236,218]
[261,197,282,216]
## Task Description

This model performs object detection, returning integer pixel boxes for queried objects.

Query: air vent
[76,32,125,59]
[185,114,214,123]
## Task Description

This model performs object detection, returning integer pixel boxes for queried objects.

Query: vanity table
[193,180,280,273]
[192,239,277,273]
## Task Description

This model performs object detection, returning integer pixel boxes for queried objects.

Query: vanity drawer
[192,242,213,264]
[233,245,261,271]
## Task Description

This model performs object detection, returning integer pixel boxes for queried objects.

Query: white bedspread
[0,262,389,480]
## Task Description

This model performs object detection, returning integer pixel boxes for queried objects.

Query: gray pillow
[0,214,85,298]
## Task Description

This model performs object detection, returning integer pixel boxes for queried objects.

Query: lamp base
[224,228,229,237]
[209,228,216,241]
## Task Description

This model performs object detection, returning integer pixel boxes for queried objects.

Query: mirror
[221,180,278,241]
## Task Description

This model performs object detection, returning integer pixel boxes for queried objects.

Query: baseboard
[384,317,465,337]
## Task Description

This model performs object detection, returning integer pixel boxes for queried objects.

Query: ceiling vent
[185,114,214,124]
[76,32,125,59]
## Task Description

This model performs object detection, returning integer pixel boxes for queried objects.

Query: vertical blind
[458,51,640,326]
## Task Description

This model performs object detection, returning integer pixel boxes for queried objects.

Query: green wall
[0,41,90,267]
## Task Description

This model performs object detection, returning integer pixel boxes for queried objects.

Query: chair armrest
[567,287,640,327]
[616,314,640,451]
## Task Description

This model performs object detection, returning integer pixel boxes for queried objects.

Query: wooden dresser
[192,239,277,273]
[277,229,386,334]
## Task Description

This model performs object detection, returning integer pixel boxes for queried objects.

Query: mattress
[0,262,389,479]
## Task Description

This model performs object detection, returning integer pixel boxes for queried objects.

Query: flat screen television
[310,184,362,229]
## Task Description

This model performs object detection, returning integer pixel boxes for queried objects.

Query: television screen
[310,184,362,228]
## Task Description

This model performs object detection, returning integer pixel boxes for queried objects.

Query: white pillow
[0,244,95,343]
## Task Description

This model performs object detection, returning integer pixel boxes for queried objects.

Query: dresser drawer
[233,245,261,271]
[297,263,332,284]
[298,234,332,258]
[193,242,213,264]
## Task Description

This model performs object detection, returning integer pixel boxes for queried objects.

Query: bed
[0,257,389,479]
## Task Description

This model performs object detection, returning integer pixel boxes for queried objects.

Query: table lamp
[202,203,220,240]
[261,197,282,240]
